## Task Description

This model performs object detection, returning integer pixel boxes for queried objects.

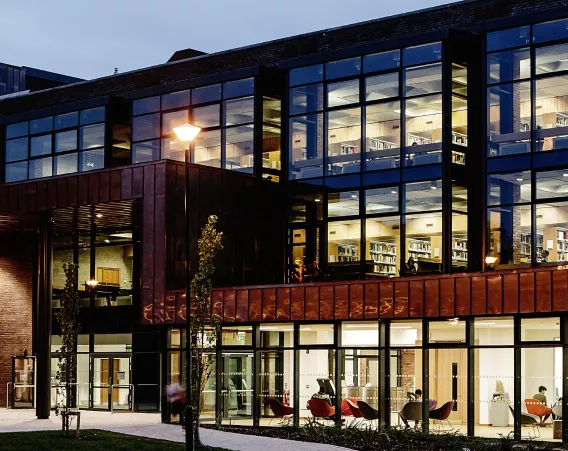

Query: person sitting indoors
[533,386,553,424]
[311,385,333,406]
[539,249,550,263]
[406,257,417,274]
[414,389,422,401]
[401,389,422,428]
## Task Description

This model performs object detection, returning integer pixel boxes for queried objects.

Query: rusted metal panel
[471,276,487,315]
[519,272,535,313]
[535,271,552,313]
[349,284,363,319]
[211,290,224,321]
[409,280,424,317]
[364,283,379,319]
[334,285,349,320]
[439,278,455,317]
[305,286,319,321]
[277,287,291,321]
[424,279,439,317]
[503,273,519,314]
[320,285,334,320]
[262,288,277,321]
[223,289,236,322]
[394,281,409,318]
[236,289,249,322]
[553,270,568,312]
[249,288,262,322]
[291,287,305,321]
[379,282,394,318]
[486,275,502,315]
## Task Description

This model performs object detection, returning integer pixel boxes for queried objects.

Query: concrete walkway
[0,409,350,451]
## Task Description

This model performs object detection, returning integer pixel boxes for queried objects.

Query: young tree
[188,215,223,447]
[54,257,81,433]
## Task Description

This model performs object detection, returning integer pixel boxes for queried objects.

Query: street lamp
[173,123,200,451]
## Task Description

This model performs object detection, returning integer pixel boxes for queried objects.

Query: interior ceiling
[52,200,140,234]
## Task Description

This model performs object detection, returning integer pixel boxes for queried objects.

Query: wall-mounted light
[485,256,497,265]
[95,214,103,219]
[86,279,99,289]
[449,317,460,326]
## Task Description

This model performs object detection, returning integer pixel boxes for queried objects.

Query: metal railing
[6,382,36,409]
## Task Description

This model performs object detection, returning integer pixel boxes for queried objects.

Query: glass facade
[4,107,105,182]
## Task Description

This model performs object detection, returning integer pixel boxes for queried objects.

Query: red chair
[525,398,553,425]
[265,398,294,425]
[345,398,362,418]
[429,401,455,431]
[308,398,336,422]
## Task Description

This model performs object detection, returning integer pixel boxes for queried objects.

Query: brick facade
[0,232,35,407]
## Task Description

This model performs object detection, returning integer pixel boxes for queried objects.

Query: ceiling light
[314,198,321,203]
[95,214,103,219]
[351,194,358,198]
[449,317,460,325]
[104,239,110,244]
[485,256,497,265]
[391,189,397,194]
[430,181,438,190]
[563,173,568,177]
[516,177,523,181]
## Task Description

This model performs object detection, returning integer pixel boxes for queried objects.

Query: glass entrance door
[221,352,254,424]
[90,355,131,410]
[12,356,35,408]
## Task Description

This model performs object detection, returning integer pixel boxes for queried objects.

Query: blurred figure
[166,383,187,418]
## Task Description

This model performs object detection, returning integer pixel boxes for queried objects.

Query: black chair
[357,400,379,421]
[509,405,540,439]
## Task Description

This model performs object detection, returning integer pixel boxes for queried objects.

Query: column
[36,211,53,419]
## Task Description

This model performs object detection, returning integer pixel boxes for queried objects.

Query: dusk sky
[0,0,449,80]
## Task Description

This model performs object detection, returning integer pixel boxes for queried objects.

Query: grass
[0,430,229,451]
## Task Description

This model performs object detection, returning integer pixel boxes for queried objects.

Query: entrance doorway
[12,356,35,408]
[221,352,254,423]
[90,355,131,410]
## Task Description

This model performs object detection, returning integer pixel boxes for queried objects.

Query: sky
[0,0,449,81]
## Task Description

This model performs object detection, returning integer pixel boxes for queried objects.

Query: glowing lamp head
[173,124,201,142]
[86,279,99,288]
[485,256,497,265]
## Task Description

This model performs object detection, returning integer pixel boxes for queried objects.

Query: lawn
[0,430,228,451]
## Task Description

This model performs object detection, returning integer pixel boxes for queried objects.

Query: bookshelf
[408,238,431,260]
[369,241,397,276]
[556,228,568,262]
[520,234,544,262]
[337,244,359,262]
[452,131,468,147]
[452,236,468,263]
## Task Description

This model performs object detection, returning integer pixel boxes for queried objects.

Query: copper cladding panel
[439,278,455,317]
[486,275,503,315]
[394,281,409,318]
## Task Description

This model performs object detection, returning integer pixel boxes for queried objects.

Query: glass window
[367,216,400,276]
[30,135,52,157]
[80,148,104,172]
[5,161,28,182]
[225,96,254,126]
[487,205,531,266]
[193,129,221,168]
[193,104,220,128]
[474,317,514,345]
[326,107,361,176]
[364,49,401,73]
[405,180,443,212]
[452,212,468,267]
[326,57,361,80]
[406,212,442,268]
[452,95,468,149]
[390,320,422,346]
[487,48,531,84]
[535,76,568,152]
[132,140,160,163]
[289,65,323,86]
[54,153,78,176]
[488,171,531,205]
[366,101,401,170]
[290,84,324,115]
[259,323,294,347]
[30,117,53,135]
[6,121,28,139]
[161,90,190,110]
[290,193,323,223]
[222,326,253,346]
[521,317,560,341]
[536,202,568,263]
[132,114,159,142]
[428,319,466,343]
[404,63,442,97]
[299,324,334,345]
[161,138,185,162]
[328,191,360,217]
[80,107,105,125]
[5,138,28,162]
[29,157,52,179]
[162,110,188,135]
[93,334,132,352]
[132,97,160,116]
[365,187,399,214]
[80,124,105,150]
[341,321,378,346]
[55,130,77,153]
[223,78,254,99]
[403,42,442,66]
[535,43,568,75]
[487,26,530,52]
[405,94,443,163]
[289,114,324,180]
[192,84,221,104]
[533,18,568,43]
[328,219,360,263]
[225,125,254,172]
[54,112,78,130]
[537,170,568,199]
[366,72,399,101]
[488,82,531,157]
[327,79,359,108]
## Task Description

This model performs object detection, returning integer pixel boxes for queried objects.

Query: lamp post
[172,123,201,450]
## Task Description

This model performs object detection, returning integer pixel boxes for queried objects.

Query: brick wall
[0,233,35,407]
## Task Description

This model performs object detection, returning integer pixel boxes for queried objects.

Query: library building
[3,0,568,443]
